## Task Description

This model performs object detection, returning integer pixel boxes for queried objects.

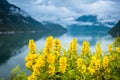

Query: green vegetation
[109,20,120,37]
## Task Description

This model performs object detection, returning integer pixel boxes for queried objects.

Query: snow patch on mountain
[9,6,29,17]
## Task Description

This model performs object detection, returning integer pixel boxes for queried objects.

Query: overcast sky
[8,0,120,25]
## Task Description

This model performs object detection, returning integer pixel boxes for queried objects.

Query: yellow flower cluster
[88,56,100,75]
[25,52,37,68]
[76,58,82,69]
[48,64,55,75]
[88,67,95,75]
[45,36,53,49]
[76,58,87,74]
[36,55,45,67]
[115,47,120,52]
[47,53,56,75]
[26,40,37,68]
[28,39,36,51]
[69,38,77,55]
[108,44,112,52]
[44,36,53,56]
[24,36,120,80]
[81,64,86,74]
[27,74,37,80]
[47,54,55,64]
[109,55,115,60]
[27,55,44,79]
[103,56,109,69]
[25,60,32,69]
[59,56,67,73]
[95,59,100,71]
[32,64,41,76]
[54,39,61,58]
[81,41,90,56]
[96,43,102,56]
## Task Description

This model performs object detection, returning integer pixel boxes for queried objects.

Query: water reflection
[0,32,66,65]
[67,31,112,46]
[0,33,42,64]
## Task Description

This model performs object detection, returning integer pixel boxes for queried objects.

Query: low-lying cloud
[8,0,120,25]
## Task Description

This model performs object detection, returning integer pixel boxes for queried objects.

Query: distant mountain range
[43,21,67,32]
[67,15,115,32]
[76,15,115,27]
[109,20,120,37]
[76,15,98,23]
[0,0,67,33]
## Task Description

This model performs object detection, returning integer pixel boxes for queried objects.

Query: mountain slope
[43,22,67,32]
[0,0,48,32]
[109,20,120,37]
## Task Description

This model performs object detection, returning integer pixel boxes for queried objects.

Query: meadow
[8,36,120,80]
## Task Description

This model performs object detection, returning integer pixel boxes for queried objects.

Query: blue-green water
[0,31,113,79]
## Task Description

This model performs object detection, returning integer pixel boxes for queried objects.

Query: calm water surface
[0,31,113,79]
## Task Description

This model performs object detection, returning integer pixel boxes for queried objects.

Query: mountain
[43,21,67,32]
[76,15,97,23]
[109,20,120,37]
[0,0,49,32]
[67,15,113,32]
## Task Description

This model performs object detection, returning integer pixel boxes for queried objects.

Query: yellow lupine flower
[54,39,61,50]
[43,36,53,56]
[109,55,115,60]
[89,56,97,68]
[72,38,77,53]
[89,56,100,71]
[88,67,95,75]
[81,41,90,56]
[27,74,37,80]
[32,69,40,76]
[91,55,97,61]
[81,64,86,73]
[25,53,37,68]
[103,56,109,69]
[96,43,102,56]
[26,53,37,61]
[59,56,67,73]
[108,44,112,52]
[25,61,32,68]
[32,64,39,71]
[54,39,61,57]
[115,47,120,52]
[76,58,82,68]
[45,36,53,50]
[69,38,77,55]
[47,54,55,64]
[32,64,41,76]
[95,59,100,70]
[36,55,44,67]
[28,39,36,51]
[48,64,55,75]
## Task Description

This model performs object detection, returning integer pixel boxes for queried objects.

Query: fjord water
[0,31,113,78]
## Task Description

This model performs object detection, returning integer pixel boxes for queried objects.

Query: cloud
[8,0,120,25]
